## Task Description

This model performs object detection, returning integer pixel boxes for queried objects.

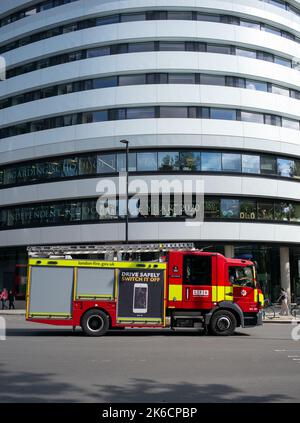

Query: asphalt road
[0,316,300,403]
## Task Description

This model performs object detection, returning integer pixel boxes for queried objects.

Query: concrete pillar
[224,245,235,258]
[280,247,291,302]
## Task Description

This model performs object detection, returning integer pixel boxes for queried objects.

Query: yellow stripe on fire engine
[28,258,167,269]
[168,285,183,302]
[212,285,233,302]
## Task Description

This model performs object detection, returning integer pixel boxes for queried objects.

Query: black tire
[81,309,109,337]
[209,310,237,336]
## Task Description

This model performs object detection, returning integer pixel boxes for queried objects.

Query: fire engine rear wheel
[81,309,109,337]
[209,310,237,336]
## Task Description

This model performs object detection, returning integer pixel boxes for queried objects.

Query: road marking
[292,358,300,361]
[288,356,300,358]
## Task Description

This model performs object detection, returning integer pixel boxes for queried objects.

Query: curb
[263,319,298,324]
[0,310,25,316]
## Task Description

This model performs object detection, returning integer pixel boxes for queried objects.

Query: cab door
[229,266,256,311]
[182,254,214,309]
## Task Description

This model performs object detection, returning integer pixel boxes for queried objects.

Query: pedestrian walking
[8,290,15,310]
[278,287,289,316]
[0,288,8,310]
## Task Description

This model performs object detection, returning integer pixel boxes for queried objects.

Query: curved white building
[1,0,300,299]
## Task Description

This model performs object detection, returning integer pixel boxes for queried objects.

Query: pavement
[1,316,300,402]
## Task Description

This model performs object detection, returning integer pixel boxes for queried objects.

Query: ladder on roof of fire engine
[27,242,196,258]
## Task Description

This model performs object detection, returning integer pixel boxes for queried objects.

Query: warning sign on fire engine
[117,269,165,323]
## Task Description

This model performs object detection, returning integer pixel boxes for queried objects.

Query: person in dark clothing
[8,290,15,310]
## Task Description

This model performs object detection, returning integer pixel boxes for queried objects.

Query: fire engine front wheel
[209,310,237,336]
[81,309,109,337]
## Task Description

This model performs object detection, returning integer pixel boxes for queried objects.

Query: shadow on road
[91,378,291,403]
[5,328,250,337]
[0,366,290,402]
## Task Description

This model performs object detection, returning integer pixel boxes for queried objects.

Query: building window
[222,153,242,172]
[180,152,201,171]
[257,202,274,220]
[261,156,277,175]
[242,155,260,174]
[158,152,180,171]
[221,199,240,219]
[277,159,295,177]
[240,200,257,220]
[160,107,188,118]
[97,154,117,174]
[241,111,264,124]
[211,108,237,120]
[137,153,158,171]
[201,152,222,171]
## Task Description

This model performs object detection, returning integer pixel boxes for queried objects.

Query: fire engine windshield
[229,266,255,288]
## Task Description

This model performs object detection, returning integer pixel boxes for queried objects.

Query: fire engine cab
[26,243,264,336]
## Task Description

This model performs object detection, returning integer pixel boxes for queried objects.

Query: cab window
[229,266,255,287]
[183,255,212,285]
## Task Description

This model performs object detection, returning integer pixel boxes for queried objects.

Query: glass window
[92,111,108,122]
[207,44,231,54]
[197,13,220,22]
[98,198,118,220]
[261,156,276,175]
[240,20,260,30]
[93,76,118,89]
[275,202,291,221]
[290,204,300,222]
[120,13,146,22]
[78,156,96,175]
[222,153,241,172]
[201,152,222,171]
[241,111,264,124]
[240,200,257,220]
[117,153,137,172]
[160,107,188,118]
[137,152,158,171]
[97,154,117,173]
[82,200,99,222]
[96,15,119,26]
[246,79,268,92]
[158,152,180,171]
[275,56,291,67]
[272,85,290,96]
[204,198,220,218]
[118,74,146,86]
[87,47,110,58]
[159,41,185,51]
[62,158,78,177]
[264,114,281,126]
[180,152,201,171]
[200,74,226,86]
[257,51,273,62]
[294,161,300,179]
[282,118,299,130]
[128,42,155,53]
[277,158,295,177]
[127,107,155,119]
[263,25,281,35]
[221,199,240,219]
[147,73,168,84]
[236,48,256,59]
[183,255,212,285]
[146,11,167,20]
[242,155,260,174]
[168,11,193,20]
[168,74,196,84]
[211,108,237,120]
[291,90,300,100]
[258,202,274,220]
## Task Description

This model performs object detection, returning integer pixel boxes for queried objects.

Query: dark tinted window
[183,255,212,285]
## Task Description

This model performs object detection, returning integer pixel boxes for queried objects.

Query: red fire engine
[26,243,264,336]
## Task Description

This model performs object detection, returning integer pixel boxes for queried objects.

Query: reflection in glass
[277,158,295,177]
[240,200,256,220]
[258,202,274,220]
[202,152,221,171]
[275,202,291,221]
[180,152,201,171]
[158,152,180,171]
[222,153,241,172]
[242,155,260,174]
[221,199,240,219]
[97,154,117,173]
[137,153,158,171]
